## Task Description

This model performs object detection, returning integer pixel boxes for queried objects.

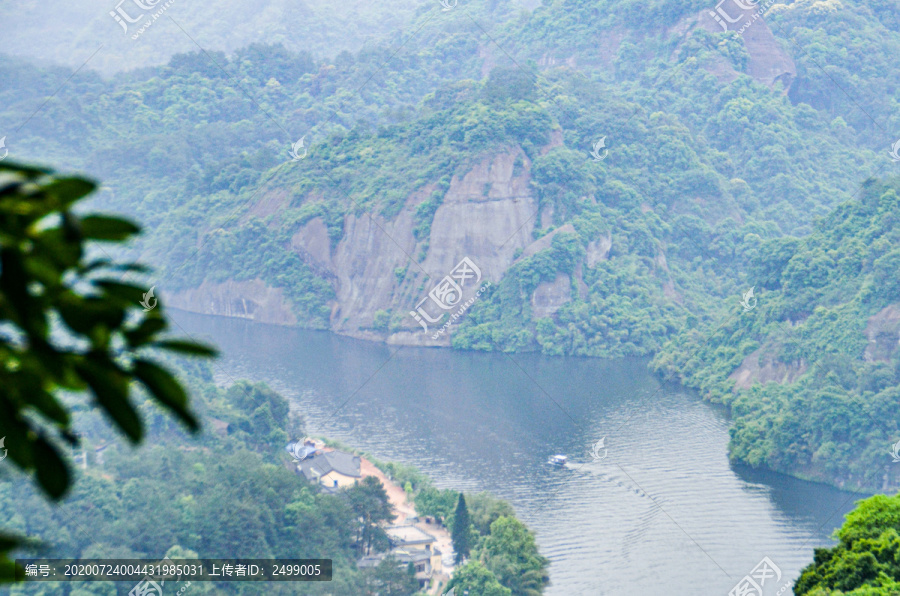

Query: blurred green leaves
[0,161,216,580]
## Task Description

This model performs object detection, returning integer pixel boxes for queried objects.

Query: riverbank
[179,308,857,595]
[303,438,455,593]
[358,456,455,594]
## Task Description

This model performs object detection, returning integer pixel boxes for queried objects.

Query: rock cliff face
[169,279,298,325]
[864,304,900,362]
[172,147,545,344]
[695,3,796,90]
[331,147,539,343]
[532,273,572,319]
[168,11,797,343]
[727,303,900,388]
[729,348,808,390]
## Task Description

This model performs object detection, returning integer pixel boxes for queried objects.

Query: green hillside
[1,0,899,491]
[652,178,900,492]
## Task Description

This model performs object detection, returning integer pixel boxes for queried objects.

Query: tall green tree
[344,476,395,555]
[362,556,419,596]
[482,516,550,596]
[452,492,472,564]
[0,162,215,581]
[414,486,457,522]
[466,492,517,537]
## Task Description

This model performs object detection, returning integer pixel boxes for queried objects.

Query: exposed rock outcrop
[330,208,418,334]
[586,234,612,268]
[864,304,900,362]
[695,3,796,90]
[273,148,540,342]
[168,279,297,325]
[291,216,334,275]
[703,54,742,85]
[532,273,572,319]
[729,304,900,389]
[729,348,808,390]
[171,147,544,342]
[518,223,577,263]
[418,149,537,284]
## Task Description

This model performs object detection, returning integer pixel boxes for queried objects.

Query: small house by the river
[296,450,361,490]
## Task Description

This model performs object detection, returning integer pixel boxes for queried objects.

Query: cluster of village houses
[287,439,451,593]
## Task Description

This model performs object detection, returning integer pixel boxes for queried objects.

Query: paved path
[359,457,455,593]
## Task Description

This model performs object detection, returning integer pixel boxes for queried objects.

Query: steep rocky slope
[165,3,810,345]
[171,145,576,344]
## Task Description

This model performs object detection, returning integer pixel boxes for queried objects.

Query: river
[172,310,864,596]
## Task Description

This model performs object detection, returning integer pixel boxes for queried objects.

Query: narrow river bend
[173,310,862,596]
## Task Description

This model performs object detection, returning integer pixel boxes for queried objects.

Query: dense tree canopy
[796,493,900,595]
[653,179,900,491]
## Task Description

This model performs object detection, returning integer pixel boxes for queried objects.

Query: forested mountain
[1,0,899,493]
[653,178,900,493]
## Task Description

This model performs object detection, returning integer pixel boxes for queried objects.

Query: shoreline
[304,440,455,595]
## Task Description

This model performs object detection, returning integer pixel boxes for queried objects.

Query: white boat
[547,454,567,466]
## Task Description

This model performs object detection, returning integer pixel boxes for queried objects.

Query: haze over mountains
[2,0,900,491]
[2,0,419,73]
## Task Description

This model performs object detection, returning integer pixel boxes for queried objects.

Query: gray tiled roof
[297,450,361,482]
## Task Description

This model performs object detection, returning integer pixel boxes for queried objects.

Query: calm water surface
[173,310,864,596]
